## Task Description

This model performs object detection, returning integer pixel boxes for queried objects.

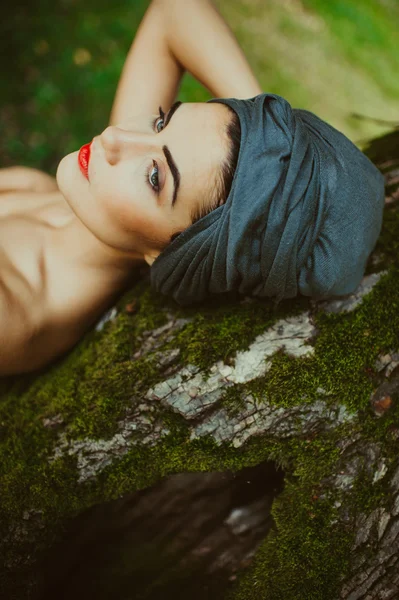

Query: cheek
[94,179,154,235]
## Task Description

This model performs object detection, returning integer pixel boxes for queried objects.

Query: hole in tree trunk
[36,460,285,600]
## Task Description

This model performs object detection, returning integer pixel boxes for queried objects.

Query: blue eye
[146,106,165,194]
[152,106,165,133]
[146,159,159,194]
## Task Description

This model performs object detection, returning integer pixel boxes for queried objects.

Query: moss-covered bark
[1,130,399,599]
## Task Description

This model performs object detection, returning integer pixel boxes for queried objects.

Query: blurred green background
[0,0,398,177]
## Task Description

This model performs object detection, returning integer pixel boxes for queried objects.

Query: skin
[0,0,262,374]
[55,101,232,276]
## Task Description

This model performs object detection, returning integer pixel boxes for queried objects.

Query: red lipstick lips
[78,142,92,180]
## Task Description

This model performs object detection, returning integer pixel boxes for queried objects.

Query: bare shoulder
[0,231,131,375]
[38,250,128,373]
[0,238,84,376]
[0,272,86,376]
[0,167,58,193]
[0,278,39,376]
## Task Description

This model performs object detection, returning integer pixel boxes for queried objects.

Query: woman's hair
[170,105,241,244]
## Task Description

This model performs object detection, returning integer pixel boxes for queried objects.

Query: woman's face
[56,101,231,263]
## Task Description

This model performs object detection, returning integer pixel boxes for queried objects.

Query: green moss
[223,265,399,597]
[1,0,398,591]
[228,497,352,600]
[226,434,352,600]
[227,422,396,600]
[2,161,399,596]
[168,293,307,375]
[214,267,399,417]
[220,384,250,417]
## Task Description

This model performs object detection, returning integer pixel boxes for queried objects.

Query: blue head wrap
[150,93,385,306]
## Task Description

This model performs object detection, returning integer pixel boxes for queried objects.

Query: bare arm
[110,0,262,125]
[163,0,262,99]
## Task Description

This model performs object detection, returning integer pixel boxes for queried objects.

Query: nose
[100,125,153,165]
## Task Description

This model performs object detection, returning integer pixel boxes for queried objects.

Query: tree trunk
[1,128,399,600]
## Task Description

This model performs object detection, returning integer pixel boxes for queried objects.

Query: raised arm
[163,0,262,99]
[109,0,262,125]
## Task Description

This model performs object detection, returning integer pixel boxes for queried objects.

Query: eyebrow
[162,101,182,208]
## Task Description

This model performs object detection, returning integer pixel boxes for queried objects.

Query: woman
[0,0,385,375]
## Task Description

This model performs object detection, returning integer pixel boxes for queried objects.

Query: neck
[52,191,145,288]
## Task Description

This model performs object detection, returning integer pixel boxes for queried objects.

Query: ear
[144,250,161,267]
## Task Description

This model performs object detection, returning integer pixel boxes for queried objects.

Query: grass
[0,0,398,177]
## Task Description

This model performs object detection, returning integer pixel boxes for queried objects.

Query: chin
[56,151,79,199]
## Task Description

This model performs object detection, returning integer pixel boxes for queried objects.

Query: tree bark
[1,129,399,600]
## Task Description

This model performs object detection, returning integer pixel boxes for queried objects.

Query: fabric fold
[150,93,385,306]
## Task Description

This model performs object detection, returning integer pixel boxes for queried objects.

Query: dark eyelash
[146,107,165,195]
[151,106,165,133]
[145,159,159,194]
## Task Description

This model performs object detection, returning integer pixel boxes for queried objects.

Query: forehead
[172,101,231,142]
[167,101,232,214]
[172,101,231,163]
